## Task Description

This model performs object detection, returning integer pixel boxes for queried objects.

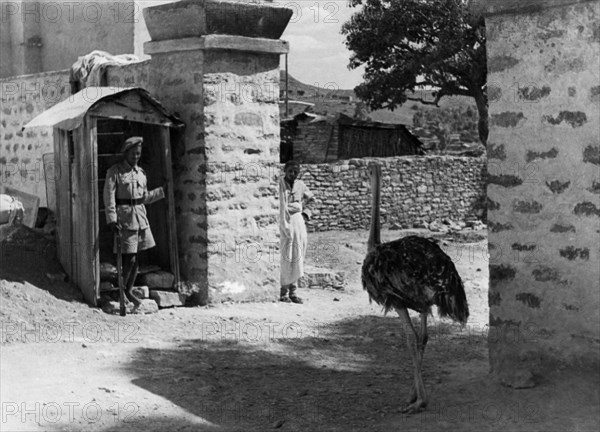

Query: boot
[288,284,303,304]
[279,285,291,303]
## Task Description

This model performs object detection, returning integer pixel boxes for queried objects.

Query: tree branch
[406,96,441,106]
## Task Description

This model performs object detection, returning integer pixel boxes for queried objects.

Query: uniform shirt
[103,160,164,230]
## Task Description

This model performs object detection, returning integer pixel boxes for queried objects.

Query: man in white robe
[279,160,314,303]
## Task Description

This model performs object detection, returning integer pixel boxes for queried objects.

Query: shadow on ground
[109,316,464,431]
[110,313,599,432]
[0,225,84,302]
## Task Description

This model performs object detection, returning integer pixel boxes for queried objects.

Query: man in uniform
[103,136,165,305]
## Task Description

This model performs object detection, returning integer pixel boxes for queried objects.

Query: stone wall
[484,0,600,375]
[0,69,71,207]
[300,156,487,231]
[201,51,282,303]
[105,0,289,304]
[1,0,291,306]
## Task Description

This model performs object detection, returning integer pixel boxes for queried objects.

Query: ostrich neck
[367,169,381,251]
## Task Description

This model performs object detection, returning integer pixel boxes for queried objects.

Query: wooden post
[160,126,181,289]
[285,53,289,118]
[116,231,125,316]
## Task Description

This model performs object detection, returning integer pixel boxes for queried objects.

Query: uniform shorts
[113,228,156,254]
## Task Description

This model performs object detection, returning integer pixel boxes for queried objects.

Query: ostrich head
[367,162,382,251]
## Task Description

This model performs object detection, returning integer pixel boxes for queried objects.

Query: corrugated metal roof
[22,87,184,131]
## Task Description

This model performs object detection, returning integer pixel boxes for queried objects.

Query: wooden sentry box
[24,87,184,306]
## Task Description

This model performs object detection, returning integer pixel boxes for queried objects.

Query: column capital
[143,0,293,41]
[144,34,289,56]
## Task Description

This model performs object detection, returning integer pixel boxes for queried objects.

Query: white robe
[279,176,313,286]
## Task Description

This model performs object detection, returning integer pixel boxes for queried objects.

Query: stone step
[132,299,159,315]
[101,298,160,315]
[149,290,186,308]
[138,271,175,289]
[298,267,345,290]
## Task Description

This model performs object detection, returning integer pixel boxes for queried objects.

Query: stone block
[498,369,536,389]
[101,301,133,315]
[131,286,150,299]
[132,299,159,315]
[298,269,345,290]
[150,290,186,308]
[100,262,117,282]
[138,271,175,289]
[428,220,449,233]
[100,281,116,292]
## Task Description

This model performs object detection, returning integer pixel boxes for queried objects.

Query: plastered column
[478,0,600,379]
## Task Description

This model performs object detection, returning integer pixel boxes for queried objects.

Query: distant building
[279,100,315,118]
[281,112,425,163]
[0,0,183,78]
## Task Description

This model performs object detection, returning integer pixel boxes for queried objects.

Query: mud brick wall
[293,121,339,163]
[484,0,600,374]
[0,70,72,207]
[299,156,487,231]
[106,60,150,90]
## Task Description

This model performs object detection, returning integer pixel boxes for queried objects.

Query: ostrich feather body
[362,235,469,324]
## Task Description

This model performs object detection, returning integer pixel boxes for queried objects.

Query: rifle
[116,230,126,316]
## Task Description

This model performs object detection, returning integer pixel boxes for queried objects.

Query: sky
[277,1,365,91]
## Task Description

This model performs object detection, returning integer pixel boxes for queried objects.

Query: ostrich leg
[418,311,429,365]
[396,307,428,413]
[406,312,429,405]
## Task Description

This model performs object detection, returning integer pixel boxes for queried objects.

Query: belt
[116,198,144,206]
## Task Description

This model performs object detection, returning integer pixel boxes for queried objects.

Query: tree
[412,105,479,151]
[342,0,488,143]
[353,101,371,121]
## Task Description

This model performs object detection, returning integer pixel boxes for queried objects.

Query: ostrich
[361,162,469,414]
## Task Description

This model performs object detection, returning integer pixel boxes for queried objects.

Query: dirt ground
[1,225,599,432]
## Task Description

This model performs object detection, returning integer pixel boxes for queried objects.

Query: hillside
[279,71,484,154]
[279,71,476,123]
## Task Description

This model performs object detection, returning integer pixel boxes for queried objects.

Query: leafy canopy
[342,0,488,142]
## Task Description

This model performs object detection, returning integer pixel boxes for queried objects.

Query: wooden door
[54,129,73,277]
[72,117,100,306]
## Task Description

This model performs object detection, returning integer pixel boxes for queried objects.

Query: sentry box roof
[23,87,184,131]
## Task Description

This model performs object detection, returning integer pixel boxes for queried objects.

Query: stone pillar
[475,0,599,381]
[143,0,292,304]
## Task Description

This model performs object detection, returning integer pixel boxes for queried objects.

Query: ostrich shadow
[118,315,493,431]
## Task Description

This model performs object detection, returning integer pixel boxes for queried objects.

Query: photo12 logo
[0,2,141,25]
[0,321,140,344]
[200,320,318,344]
[1,401,139,425]
[267,1,345,24]
[413,400,541,425]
